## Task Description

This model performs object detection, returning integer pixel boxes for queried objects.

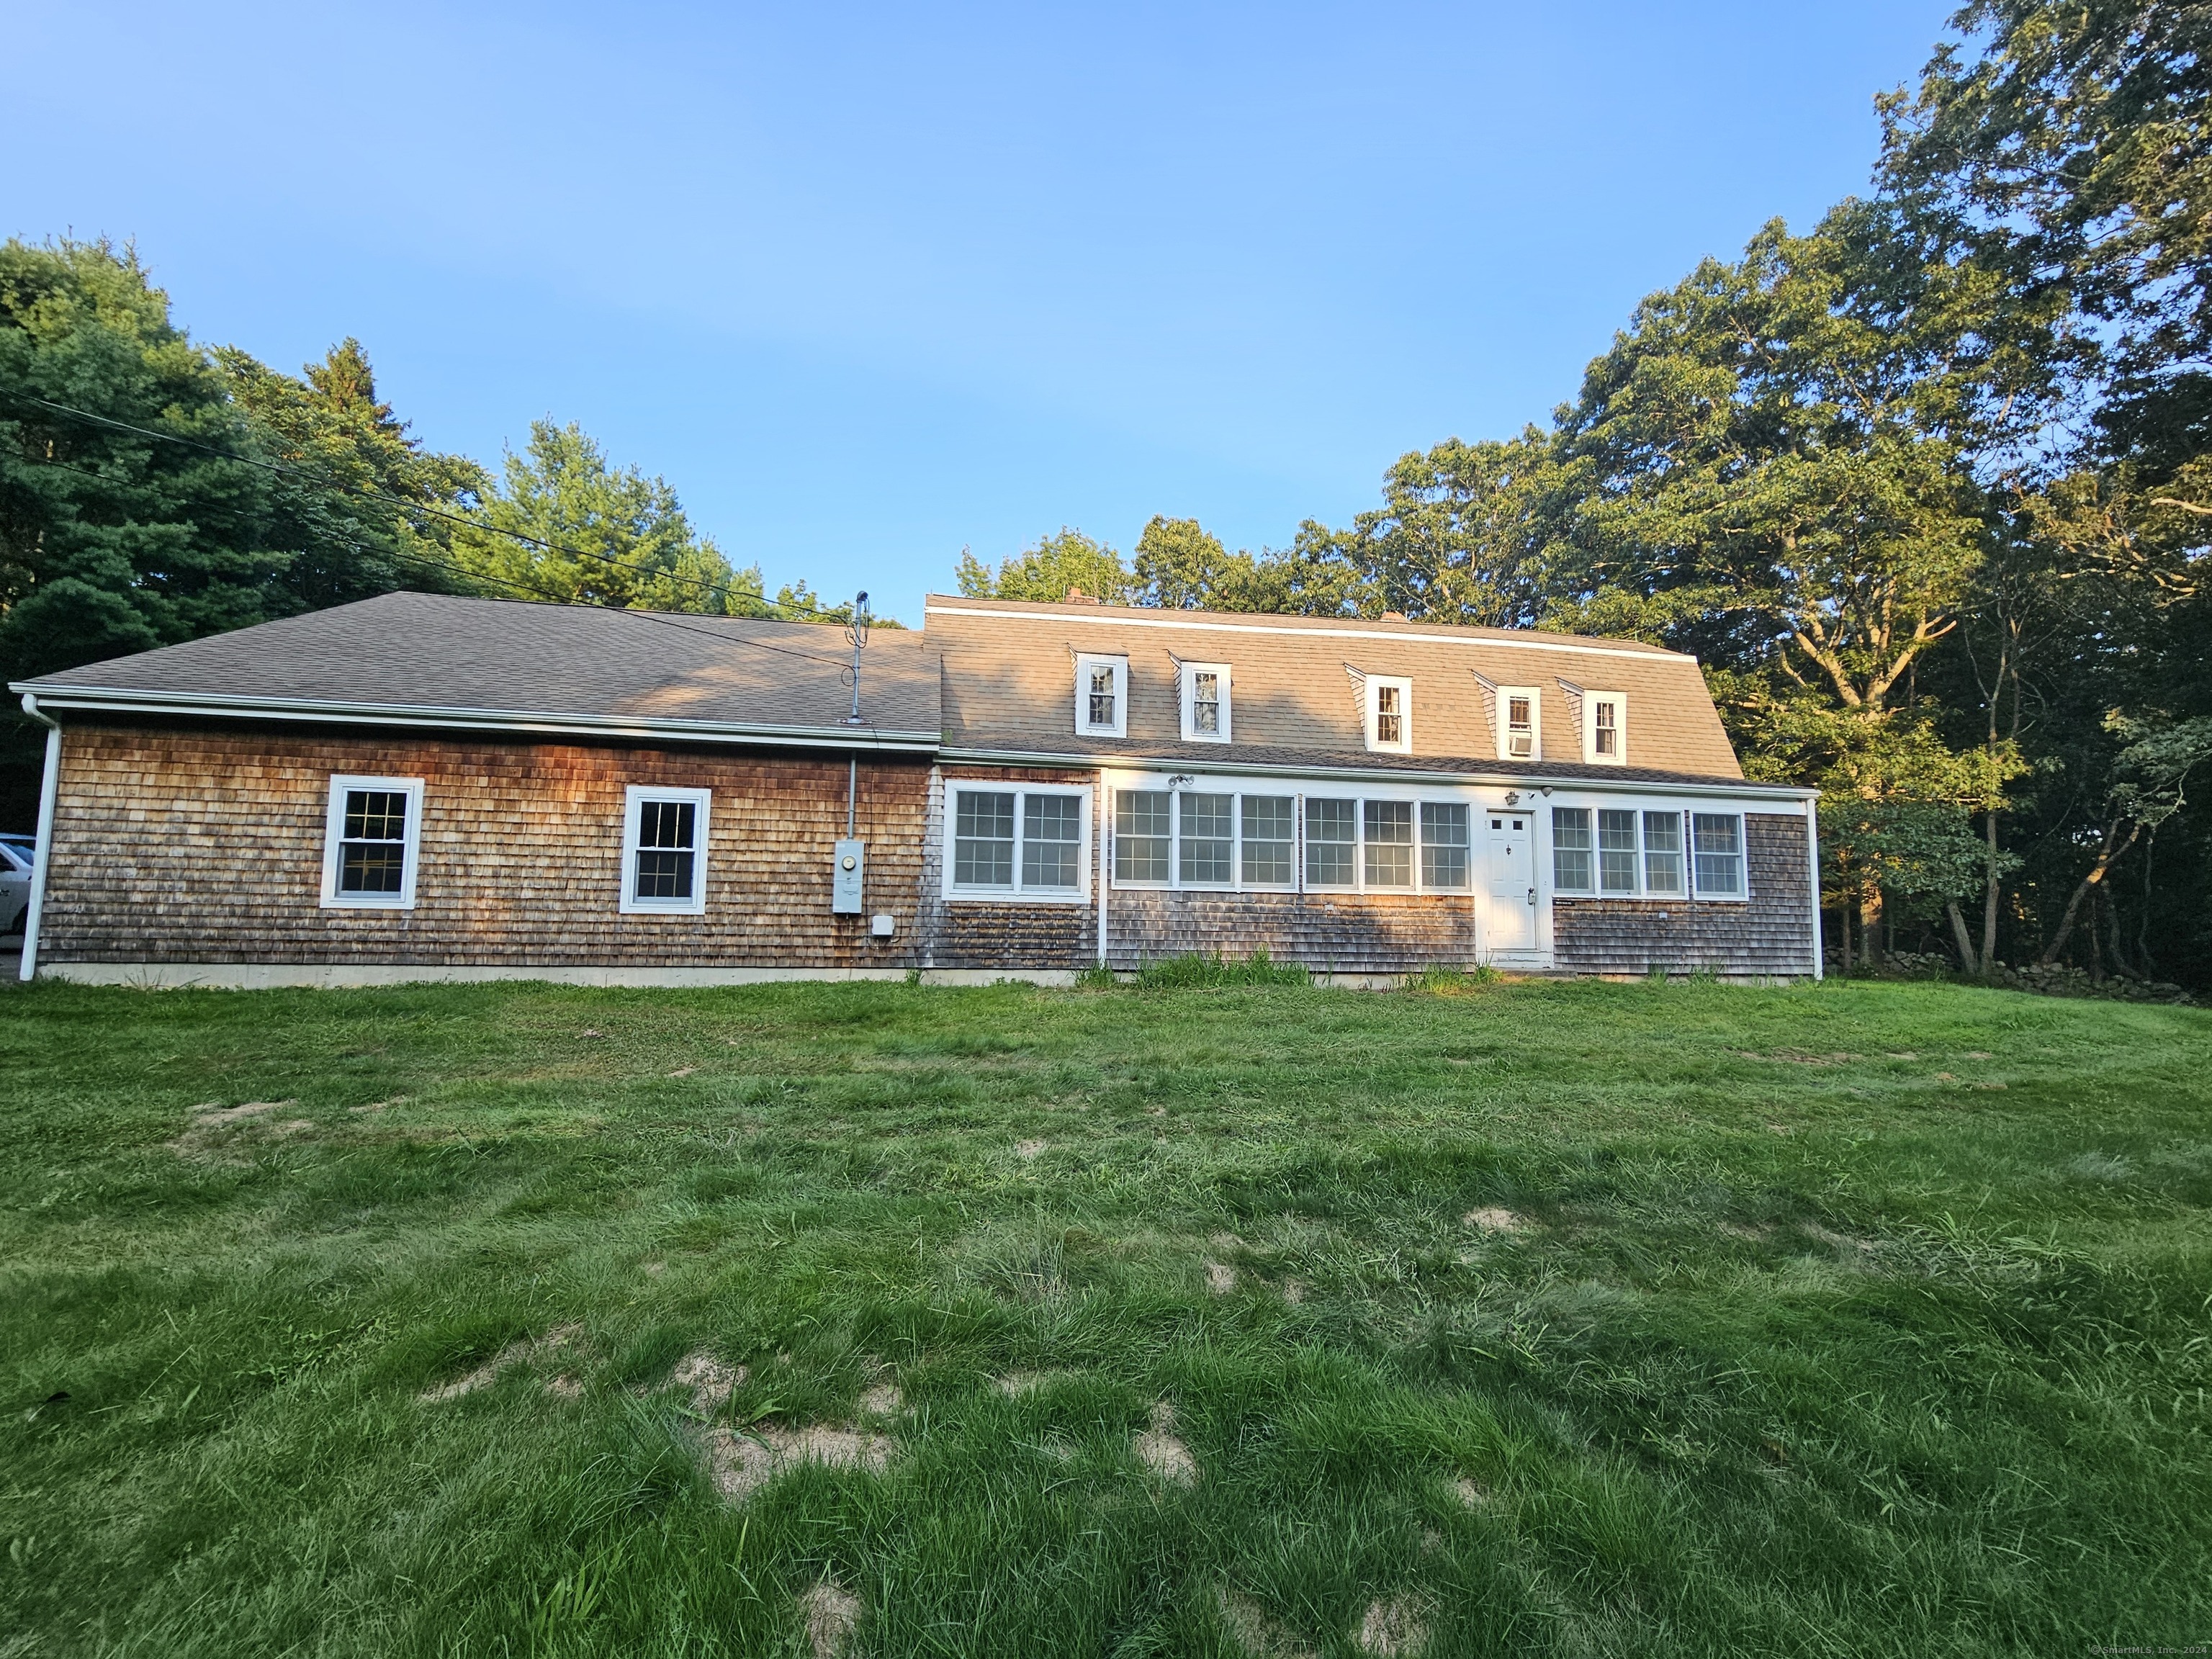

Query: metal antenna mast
[842,591,871,726]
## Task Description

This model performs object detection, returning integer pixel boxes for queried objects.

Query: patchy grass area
[1,974,2207,1657]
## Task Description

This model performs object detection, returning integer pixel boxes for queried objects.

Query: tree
[1310,433,1563,626]
[450,421,763,616]
[955,529,1134,604]
[0,238,275,687]
[217,338,487,609]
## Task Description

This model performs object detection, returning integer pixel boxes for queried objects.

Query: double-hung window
[1421,802,1470,889]
[1363,800,1413,888]
[1305,798,1358,887]
[1584,693,1627,763]
[320,775,424,909]
[1498,685,1540,760]
[1692,813,1744,896]
[1364,676,1413,754]
[1178,792,1234,885]
[948,786,1091,899]
[1115,789,1171,883]
[1074,654,1128,738]
[1179,662,1232,742]
[1598,809,1640,894]
[621,785,711,914]
[1642,811,1683,894]
[1552,806,1593,892]
[1241,795,1295,886]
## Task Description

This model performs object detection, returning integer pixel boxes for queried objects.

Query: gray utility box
[832,840,866,914]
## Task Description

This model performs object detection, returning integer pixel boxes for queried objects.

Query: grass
[1,973,2207,1658]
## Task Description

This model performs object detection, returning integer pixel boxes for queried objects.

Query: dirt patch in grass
[797,1581,861,1658]
[1216,1587,1316,1658]
[1133,1401,1197,1485]
[1015,1138,1048,1160]
[1462,1207,1532,1234]
[1205,1259,1238,1294]
[168,1100,300,1160]
[992,1370,1074,1397]
[1355,1593,1431,1655]
[858,1381,903,1416]
[1447,1475,1488,1508]
[670,1351,747,1416]
[420,1324,584,1403]
[703,1424,896,1502]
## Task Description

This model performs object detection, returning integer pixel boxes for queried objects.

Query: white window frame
[1690,810,1748,902]
[1583,691,1627,765]
[320,774,424,910]
[943,783,1094,904]
[1107,776,1473,896]
[1364,675,1413,755]
[1546,798,1750,903]
[620,785,712,915]
[1497,685,1542,761]
[1179,661,1233,744]
[1074,653,1128,738]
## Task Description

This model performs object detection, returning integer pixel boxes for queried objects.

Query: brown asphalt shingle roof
[16,592,940,741]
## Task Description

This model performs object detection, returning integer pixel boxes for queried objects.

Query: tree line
[961,1,2212,989]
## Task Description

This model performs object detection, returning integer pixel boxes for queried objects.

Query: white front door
[1485,808,1536,952]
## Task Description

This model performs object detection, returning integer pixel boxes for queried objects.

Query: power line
[0,387,848,625]
[14,449,863,676]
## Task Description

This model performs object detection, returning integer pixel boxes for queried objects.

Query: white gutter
[938,746,1817,804]
[923,603,1697,664]
[6,685,940,753]
[17,694,60,983]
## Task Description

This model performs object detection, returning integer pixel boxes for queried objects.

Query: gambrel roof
[923,594,1745,782]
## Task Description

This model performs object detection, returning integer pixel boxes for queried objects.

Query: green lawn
[1,975,2206,1658]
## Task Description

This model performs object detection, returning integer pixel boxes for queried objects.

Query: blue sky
[14,1,1951,624]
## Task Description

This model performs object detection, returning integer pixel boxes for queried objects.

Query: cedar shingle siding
[38,724,930,968]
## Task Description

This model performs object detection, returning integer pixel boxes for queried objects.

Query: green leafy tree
[451,421,763,615]
[955,529,1133,604]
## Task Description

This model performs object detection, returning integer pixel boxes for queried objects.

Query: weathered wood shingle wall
[39,723,932,968]
[1106,889,1480,974]
[1552,812,1814,977]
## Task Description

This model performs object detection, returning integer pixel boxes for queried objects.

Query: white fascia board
[12,685,942,752]
[937,746,1815,802]
[923,602,1696,665]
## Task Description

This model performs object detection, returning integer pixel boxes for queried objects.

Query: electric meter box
[832,839,866,914]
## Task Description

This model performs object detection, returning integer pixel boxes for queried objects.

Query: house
[10,589,1820,986]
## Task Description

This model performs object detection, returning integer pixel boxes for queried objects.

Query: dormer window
[1583,691,1626,765]
[1364,675,1413,754]
[1179,661,1231,743]
[1074,654,1128,737]
[1498,685,1540,760]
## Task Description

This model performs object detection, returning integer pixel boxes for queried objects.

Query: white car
[1,837,32,935]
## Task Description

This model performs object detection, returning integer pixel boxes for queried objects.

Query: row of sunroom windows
[950,788,1746,897]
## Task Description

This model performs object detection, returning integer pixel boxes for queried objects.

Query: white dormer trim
[1582,688,1627,765]
[1363,675,1413,755]
[1074,652,1128,737]
[1177,660,1232,743]
[1496,684,1541,761]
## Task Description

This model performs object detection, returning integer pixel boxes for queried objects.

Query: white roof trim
[14,685,941,752]
[923,602,1695,664]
